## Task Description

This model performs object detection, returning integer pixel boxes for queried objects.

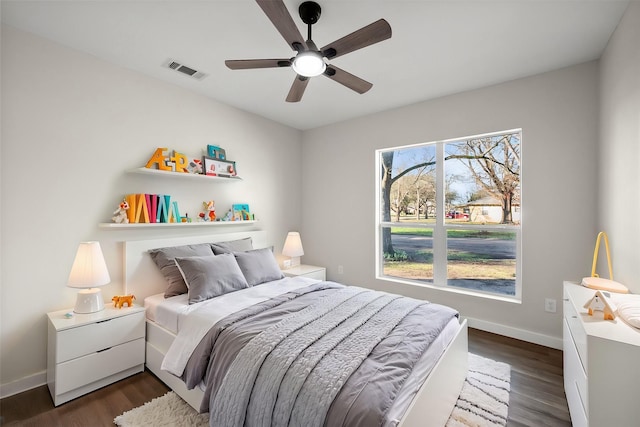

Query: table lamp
[67,241,111,313]
[282,231,304,268]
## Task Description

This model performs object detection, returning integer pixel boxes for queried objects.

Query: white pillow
[616,299,640,329]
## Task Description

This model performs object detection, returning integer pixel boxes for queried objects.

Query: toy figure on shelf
[187,159,203,174]
[199,200,216,221]
[112,199,130,223]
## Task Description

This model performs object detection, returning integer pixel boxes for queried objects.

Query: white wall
[0,25,302,394]
[302,62,600,346]
[599,2,640,292]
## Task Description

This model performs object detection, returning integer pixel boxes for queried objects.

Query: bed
[123,231,468,427]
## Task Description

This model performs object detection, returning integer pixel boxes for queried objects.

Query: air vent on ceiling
[163,59,207,80]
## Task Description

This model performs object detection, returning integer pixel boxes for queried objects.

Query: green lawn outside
[390,228,516,240]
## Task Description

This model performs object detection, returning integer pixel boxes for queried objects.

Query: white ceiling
[1,0,629,130]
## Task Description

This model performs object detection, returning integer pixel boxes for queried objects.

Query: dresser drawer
[563,297,587,371]
[563,318,588,426]
[55,337,145,395]
[56,311,144,362]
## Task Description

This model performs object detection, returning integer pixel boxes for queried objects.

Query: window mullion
[433,142,447,286]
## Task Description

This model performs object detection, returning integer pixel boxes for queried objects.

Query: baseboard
[465,316,563,350]
[0,370,46,399]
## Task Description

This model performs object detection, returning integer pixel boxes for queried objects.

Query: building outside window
[376,129,521,300]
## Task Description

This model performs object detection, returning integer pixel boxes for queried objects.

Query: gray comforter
[182,282,458,427]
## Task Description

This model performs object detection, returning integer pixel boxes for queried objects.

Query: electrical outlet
[545,298,557,313]
[338,265,344,274]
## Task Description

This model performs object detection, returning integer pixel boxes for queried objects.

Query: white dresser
[47,304,145,406]
[563,281,640,426]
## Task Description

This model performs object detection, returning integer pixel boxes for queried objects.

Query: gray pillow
[148,243,214,298]
[210,237,253,255]
[234,247,284,286]
[175,254,249,304]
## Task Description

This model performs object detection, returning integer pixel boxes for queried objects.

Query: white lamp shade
[67,241,111,289]
[282,232,304,257]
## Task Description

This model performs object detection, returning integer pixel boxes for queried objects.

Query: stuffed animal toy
[187,159,203,174]
[199,200,216,221]
[112,294,136,308]
[112,200,129,224]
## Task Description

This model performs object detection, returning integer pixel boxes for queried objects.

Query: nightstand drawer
[283,265,326,280]
[56,311,144,362]
[300,269,326,280]
[55,337,145,395]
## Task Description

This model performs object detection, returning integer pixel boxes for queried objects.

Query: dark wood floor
[468,328,571,427]
[0,328,571,426]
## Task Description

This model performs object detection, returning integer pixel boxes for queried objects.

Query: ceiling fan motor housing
[299,1,321,25]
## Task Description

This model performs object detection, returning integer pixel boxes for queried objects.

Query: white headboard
[123,230,269,300]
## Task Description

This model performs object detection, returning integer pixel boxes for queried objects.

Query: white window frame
[375,129,522,302]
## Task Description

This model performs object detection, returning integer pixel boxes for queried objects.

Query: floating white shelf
[99,220,257,230]
[127,167,242,182]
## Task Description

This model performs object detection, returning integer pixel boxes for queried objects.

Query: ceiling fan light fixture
[291,51,326,77]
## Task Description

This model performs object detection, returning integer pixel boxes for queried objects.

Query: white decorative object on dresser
[282,264,326,281]
[563,281,640,427]
[47,305,145,406]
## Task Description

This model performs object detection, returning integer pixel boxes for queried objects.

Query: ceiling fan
[225,0,392,102]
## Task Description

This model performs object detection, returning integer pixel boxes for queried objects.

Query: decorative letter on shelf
[146,148,190,173]
[134,194,149,223]
[146,148,172,171]
[169,201,181,223]
[125,194,137,223]
[156,195,171,223]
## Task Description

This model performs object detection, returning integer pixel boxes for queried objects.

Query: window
[376,129,521,299]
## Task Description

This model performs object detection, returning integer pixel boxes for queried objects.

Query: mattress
[144,276,317,334]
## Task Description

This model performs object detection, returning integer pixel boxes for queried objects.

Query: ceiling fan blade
[321,19,392,60]
[324,65,372,94]
[256,0,307,52]
[225,59,291,70]
[286,76,310,102]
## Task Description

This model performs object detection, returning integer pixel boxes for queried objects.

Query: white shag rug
[114,353,510,427]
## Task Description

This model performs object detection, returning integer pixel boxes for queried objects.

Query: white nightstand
[47,304,146,406]
[282,264,326,281]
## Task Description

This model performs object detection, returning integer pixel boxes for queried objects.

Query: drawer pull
[96,319,112,324]
[97,347,112,353]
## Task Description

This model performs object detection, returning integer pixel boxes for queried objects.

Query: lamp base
[74,288,105,314]
[287,256,301,268]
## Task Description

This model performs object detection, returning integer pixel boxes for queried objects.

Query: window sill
[377,274,522,304]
